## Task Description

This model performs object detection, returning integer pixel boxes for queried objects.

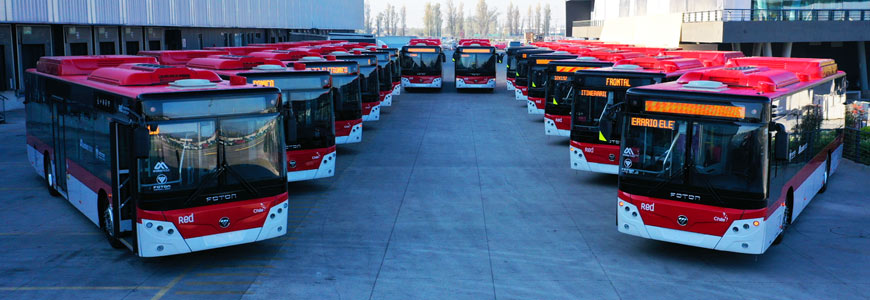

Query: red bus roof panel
[87,63,221,86]
[37,55,158,76]
[138,50,230,66]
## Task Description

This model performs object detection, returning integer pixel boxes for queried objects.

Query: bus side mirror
[772,122,789,160]
[134,127,150,159]
[441,53,447,63]
[498,53,504,64]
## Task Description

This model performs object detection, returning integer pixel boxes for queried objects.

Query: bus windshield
[546,76,574,115]
[621,116,766,197]
[333,75,362,121]
[573,89,615,127]
[284,90,335,150]
[455,53,495,75]
[401,53,441,75]
[377,66,391,90]
[138,114,283,194]
[529,65,548,89]
[360,67,379,96]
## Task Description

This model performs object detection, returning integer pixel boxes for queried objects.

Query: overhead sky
[364,0,566,30]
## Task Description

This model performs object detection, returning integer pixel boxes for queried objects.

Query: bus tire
[99,193,125,249]
[44,155,59,197]
[819,153,831,193]
[773,190,794,245]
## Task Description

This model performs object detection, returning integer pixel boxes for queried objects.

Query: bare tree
[446,0,457,37]
[542,4,551,36]
[457,2,465,37]
[401,5,407,36]
[505,2,514,37]
[376,11,384,36]
[526,5,532,34]
[390,4,400,35]
[534,3,541,34]
[423,3,433,37]
[364,2,372,34]
[434,3,443,37]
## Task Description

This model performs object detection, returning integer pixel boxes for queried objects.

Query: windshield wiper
[220,142,260,197]
[183,166,224,206]
[691,168,725,205]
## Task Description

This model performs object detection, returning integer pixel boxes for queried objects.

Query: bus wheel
[819,153,831,193]
[100,194,125,249]
[43,155,59,197]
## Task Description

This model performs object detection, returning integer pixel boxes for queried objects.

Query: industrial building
[0,0,363,94]
[566,0,870,94]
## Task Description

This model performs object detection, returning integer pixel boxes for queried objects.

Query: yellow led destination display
[252,79,275,87]
[631,117,675,130]
[309,66,350,75]
[645,101,746,119]
[580,90,607,98]
[553,75,569,81]
[536,59,553,65]
[606,78,631,87]
[408,48,436,53]
[461,48,492,53]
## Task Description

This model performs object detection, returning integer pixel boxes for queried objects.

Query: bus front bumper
[455,78,495,89]
[544,114,570,136]
[137,198,288,257]
[515,87,528,101]
[569,141,619,174]
[363,102,381,121]
[506,79,515,91]
[335,120,363,144]
[392,83,401,96]
[380,92,393,107]
[401,77,442,88]
[616,196,783,255]
[287,146,336,182]
[527,97,545,114]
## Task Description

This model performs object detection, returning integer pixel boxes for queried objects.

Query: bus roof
[247,50,321,61]
[31,56,268,99]
[663,50,744,67]
[579,54,724,77]
[546,58,615,69]
[633,57,845,98]
[204,46,279,55]
[528,54,578,66]
[139,50,230,66]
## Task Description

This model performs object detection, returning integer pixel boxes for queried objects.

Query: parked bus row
[501,39,847,254]
[399,38,502,92]
[24,39,409,257]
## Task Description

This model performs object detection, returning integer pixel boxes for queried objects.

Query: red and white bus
[25,56,288,257]
[295,56,364,145]
[543,57,618,136]
[525,52,578,114]
[400,39,445,90]
[513,48,554,101]
[504,46,536,91]
[612,57,846,254]
[361,49,396,107]
[570,51,743,174]
[333,52,381,121]
[382,47,403,96]
[186,55,337,183]
[453,39,502,91]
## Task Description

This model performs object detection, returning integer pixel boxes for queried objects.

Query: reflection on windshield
[573,91,612,126]
[546,79,575,114]
[334,76,362,121]
[139,121,218,192]
[284,91,335,149]
[401,53,440,74]
[622,116,765,194]
[456,53,495,74]
[220,115,284,184]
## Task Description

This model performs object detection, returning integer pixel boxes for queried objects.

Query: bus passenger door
[50,96,68,194]
[111,123,135,237]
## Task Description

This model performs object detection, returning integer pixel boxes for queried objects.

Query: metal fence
[844,128,870,165]
[684,9,870,23]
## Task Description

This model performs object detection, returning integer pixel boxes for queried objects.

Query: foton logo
[206,193,237,202]
[670,192,701,201]
[640,203,654,212]
[178,213,194,224]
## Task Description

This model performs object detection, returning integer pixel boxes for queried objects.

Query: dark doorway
[99,42,116,55]
[69,43,88,55]
[125,41,140,55]
[21,44,45,74]
[164,29,182,50]
[148,40,161,50]
[0,45,6,90]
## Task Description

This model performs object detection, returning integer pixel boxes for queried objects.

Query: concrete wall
[566,0,594,37]
[571,26,602,39]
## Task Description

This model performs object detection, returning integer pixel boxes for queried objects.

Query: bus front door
[50,96,68,194]
[111,123,135,242]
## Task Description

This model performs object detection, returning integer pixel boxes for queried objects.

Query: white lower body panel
[287,151,336,182]
[515,89,527,101]
[506,80,515,91]
[335,123,363,144]
[137,200,288,257]
[544,119,570,136]
[570,146,618,174]
[381,93,393,107]
[402,77,442,88]
[527,100,544,114]
[363,104,381,121]
[456,79,495,89]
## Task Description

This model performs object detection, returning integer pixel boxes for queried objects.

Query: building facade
[0,0,363,92]
[567,0,870,93]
